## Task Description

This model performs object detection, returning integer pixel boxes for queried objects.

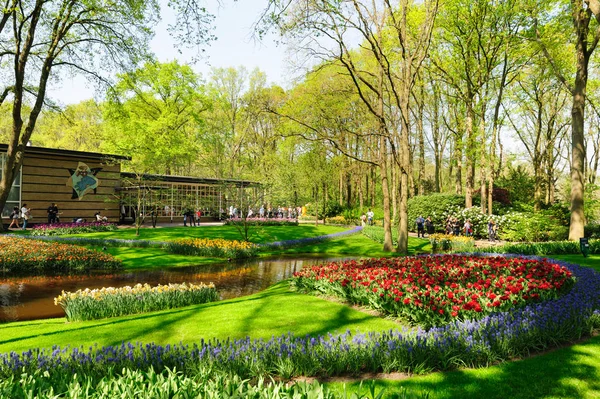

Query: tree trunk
[569,55,587,240]
[417,85,425,195]
[465,99,475,208]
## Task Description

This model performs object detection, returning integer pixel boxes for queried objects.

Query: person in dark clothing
[416,215,425,238]
[425,216,434,235]
[47,203,59,224]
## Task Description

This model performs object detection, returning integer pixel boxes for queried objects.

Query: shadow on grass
[336,335,600,399]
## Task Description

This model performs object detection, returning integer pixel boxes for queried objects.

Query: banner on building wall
[66,162,102,200]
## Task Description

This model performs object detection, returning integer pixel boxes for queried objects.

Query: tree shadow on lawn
[345,335,600,399]
[0,282,391,352]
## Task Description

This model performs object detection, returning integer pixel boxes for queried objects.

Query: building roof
[120,172,259,187]
[0,144,130,161]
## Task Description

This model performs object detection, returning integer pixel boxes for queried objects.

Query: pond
[0,256,354,323]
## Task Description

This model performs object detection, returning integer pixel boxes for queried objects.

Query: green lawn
[69,225,349,243]
[0,282,399,354]
[1,228,599,398]
[87,246,222,269]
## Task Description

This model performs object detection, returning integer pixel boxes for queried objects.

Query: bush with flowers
[0,236,122,274]
[291,255,575,328]
[55,282,219,321]
[165,238,258,259]
[30,221,118,236]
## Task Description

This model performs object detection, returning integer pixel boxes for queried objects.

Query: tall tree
[103,60,208,175]
[0,0,216,228]
[262,0,438,254]
[535,0,600,239]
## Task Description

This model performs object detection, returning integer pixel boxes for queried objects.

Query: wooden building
[1,145,260,225]
[0,145,126,222]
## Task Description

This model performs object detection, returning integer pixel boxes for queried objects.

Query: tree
[262,0,438,254]
[535,0,600,239]
[103,60,208,175]
[0,0,216,230]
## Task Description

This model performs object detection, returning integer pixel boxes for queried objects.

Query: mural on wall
[66,162,102,200]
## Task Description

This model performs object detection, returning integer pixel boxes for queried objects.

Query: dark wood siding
[20,153,121,222]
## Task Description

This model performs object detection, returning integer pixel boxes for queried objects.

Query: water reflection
[0,256,354,323]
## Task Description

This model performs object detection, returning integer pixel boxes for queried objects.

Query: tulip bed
[0,236,122,274]
[55,282,219,321]
[292,255,575,328]
[165,237,258,259]
[30,221,118,236]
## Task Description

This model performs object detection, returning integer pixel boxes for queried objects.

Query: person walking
[463,219,473,237]
[21,204,30,230]
[8,206,20,229]
[366,209,374,226]
[425,216,434,235]
[488,219,496,242]
[416,215,425,238]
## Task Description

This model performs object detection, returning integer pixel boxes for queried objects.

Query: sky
[48,1,289,105]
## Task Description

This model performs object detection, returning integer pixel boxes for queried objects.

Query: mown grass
[1,227,599,398]
[69,225,349,244]
[0,282,399,354]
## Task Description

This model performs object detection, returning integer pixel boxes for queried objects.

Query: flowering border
[1,254,598,380]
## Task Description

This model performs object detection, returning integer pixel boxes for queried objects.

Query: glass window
[1,152,22,218]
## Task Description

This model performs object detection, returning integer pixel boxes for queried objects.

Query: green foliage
[55,283,219,322]
[501,211,569,242]
[362,225,398,246]
[0,367,344,399]
[103,61,207,174]
[477,240,593,256]
[407,194,466,232]
[496,165,536,204]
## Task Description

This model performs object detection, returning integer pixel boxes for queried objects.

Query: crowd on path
[411,215,499,242]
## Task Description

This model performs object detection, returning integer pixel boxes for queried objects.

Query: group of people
[229,205,302,220]
[8,204,31,230]
[360,209,376,226]
[442,216,498,242]
[415,216,435,237]
[182,208,205,227]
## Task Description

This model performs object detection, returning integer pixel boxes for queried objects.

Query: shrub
[55,282,219,321]
[407,194,466,232]
[30,222,118,236]
[500,211,569,242]
[165,238,258,259]
[0,236,122,274]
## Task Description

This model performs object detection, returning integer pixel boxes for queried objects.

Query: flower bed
[165,238,258,259]
[1,257,598,382]
[429,234,475,252]
[224,217,299,226]
[292,255,575,327]
[30,221,118,236]
[55,282,219,321]
[0,236,122,274]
